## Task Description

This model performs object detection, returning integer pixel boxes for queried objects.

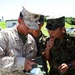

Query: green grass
[0,22,6,29]
[41,22,49,37]
[65,22,75,28]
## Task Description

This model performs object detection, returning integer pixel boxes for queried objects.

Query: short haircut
[19,12,23,19]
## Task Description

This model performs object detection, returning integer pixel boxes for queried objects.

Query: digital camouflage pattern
[46,16,65,30]
[33,31,48,75]
[0,26,38,75]
[21,6,41,30]
[34,31,48,56]
[49,33,75,75]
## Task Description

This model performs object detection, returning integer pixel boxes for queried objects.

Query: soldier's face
[30,24,43,37]
[48,27,64,40]
[18,18,30,35]
[31,30,40,37]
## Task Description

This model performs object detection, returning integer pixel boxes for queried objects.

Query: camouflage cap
[21,6,42,30]
[46,16,65,30]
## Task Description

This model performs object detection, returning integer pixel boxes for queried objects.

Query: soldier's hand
[58,63,69,73]
[46,38,54,50]
[42,38,54,60]
[24,59,36,71]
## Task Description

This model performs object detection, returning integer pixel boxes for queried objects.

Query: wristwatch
[67,62,72,68]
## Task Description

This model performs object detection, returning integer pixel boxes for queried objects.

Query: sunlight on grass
[41,22,49,37]
[65,22,75,28]
[0,22,6,29]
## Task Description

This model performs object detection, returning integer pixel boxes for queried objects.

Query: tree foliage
[65,17,75,25]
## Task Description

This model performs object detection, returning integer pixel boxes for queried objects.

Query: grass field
[0,22,6,29]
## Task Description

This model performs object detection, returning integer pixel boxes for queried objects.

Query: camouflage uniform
[45,16,75,75]
[49,33,75,75]
[33,31,48,75]
[0,26,37,75]
[34,31,48,56]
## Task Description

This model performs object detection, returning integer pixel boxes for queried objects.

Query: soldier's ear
[62,27,66,33]
[18,18,21,24]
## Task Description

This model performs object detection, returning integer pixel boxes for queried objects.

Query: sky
[0,0,75,21]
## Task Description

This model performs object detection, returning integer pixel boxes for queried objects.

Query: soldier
[0,6,43,75]
[31,15,48,56]
[27,15,48,75]
[43,16,75,75]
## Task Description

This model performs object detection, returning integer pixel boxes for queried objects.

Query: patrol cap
[20,6,42,30]
[46,16,65,30]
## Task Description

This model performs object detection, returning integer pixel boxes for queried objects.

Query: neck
[58,33,65,40]
[17,24,23,35]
